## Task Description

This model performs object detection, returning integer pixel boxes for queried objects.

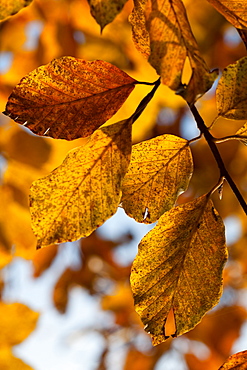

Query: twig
[189,104,247,215]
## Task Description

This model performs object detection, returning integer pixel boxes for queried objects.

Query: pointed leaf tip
[130,0,216,103]
[87,0,128,30]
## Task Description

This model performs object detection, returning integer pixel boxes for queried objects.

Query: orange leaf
[4,57,136,140]
[207,0,247,29]
[218,350,247,369]
[87,0,128,31]
[32,244,59,278]
[130,0,217,103]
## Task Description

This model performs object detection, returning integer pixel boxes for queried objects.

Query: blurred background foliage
[1,0,247,369]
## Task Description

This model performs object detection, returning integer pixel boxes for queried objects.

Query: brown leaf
[4,57,136,140]
[87,0,128,31]
[237,28,247,50]
[218,350,247,369]
[207,0,247,29]
[129,0,217,103]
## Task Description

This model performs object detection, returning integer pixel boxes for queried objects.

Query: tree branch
[189,104,247,215]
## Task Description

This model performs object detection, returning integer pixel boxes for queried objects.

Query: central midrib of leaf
[12,83,136,108]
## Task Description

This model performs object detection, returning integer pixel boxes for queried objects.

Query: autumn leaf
[0,302,39,369]
[0,0,32,21]
[131,194,227,346]
[207,0,247,29]
[237,29,247,50]
[218,350,247,369]
[87,0,128,31]
[121,134,193,224]
[0,348,34,370]
[4,57,136,140]
[30,119,132,248]
[129,0,217,103]
[236,122,247,146]
[32,244,59,277]
[216,57,247,120]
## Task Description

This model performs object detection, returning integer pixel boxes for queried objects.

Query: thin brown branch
[189,104,247,215]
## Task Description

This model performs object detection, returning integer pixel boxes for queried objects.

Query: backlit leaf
[121,134,193,224]
[30,119,132,248]
[131,194,227,345]
[32,244,59,277]
[207,0,247,29]
[129,0,217,103]
[87,0,128,31]
[216,57,247,120]
[218,350,247,369]
[0,302,39,346]
[0,302,38,369]
[4,57,136,140]
[236,122,247,146]
[0,0,32,21]
[0,348,34,370]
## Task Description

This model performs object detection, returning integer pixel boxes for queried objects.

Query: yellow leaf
[0,185,37,259]
[129,0,217,103]
[121,134,193,223]
[0,0,32,21]
[207,0,247,29]
[131,194,227,345]
[4,57,136,140]
[236,122,247,146]
[30,119,132,248]
[218,350,247,369]
[216,57,247,120]
[0,347,34,370]
[87,0,128,31]
[129,0,150,59]
[0,302,39,346]
[0,303,38,369]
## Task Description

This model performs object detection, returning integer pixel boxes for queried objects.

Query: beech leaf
[216,57,247,120]
[30,119,132,248]
[4,57,136,140]
[218,350,247,369]
[121,134,193,224]
[87,0,128,31]
[0,0,32,21]
[207,0,247,29]
[131,194,227,345]
[129,0,217,103]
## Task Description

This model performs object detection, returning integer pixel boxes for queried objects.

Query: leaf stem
[189,104,247,215]
[131,78,161,123]
[135,79,161,86]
